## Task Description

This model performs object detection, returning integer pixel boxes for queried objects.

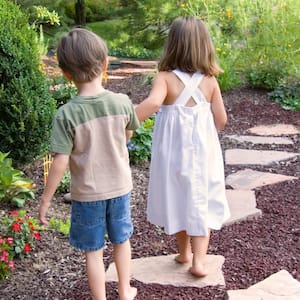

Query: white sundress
[147,69,230,236]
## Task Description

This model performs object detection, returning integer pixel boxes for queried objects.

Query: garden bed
[0,61,299,299]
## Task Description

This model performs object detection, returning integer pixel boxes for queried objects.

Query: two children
[39,16,229,299]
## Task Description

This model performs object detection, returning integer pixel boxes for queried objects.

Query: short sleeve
[126,102,140,130]
[50,112,73,155]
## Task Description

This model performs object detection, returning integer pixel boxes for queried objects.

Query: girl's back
[161,71,216,106]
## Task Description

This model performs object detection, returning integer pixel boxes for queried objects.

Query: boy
[39,28,138,300]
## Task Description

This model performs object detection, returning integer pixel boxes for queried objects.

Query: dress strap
[172,69,206,106]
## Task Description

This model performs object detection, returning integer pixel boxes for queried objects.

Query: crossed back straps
[172,69,206,106]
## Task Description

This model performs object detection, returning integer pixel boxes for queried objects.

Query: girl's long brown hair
[158,17,222,76]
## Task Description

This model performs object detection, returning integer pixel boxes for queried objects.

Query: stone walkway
[106,62,300,299]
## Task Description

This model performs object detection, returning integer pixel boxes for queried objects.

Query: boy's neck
[76,77,105,97]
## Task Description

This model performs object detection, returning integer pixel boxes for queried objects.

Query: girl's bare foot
[174,253,192,264]
[189,264,208,277]
[119,286,137,300]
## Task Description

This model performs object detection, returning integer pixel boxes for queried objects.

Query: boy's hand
[39,199,51,225]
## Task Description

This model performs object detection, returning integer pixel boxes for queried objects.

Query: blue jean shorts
[69,193,133,251]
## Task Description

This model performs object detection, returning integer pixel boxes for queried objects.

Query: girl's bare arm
[210,77,227,131]
[135,72,167,121]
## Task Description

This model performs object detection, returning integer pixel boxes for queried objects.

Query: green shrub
[184,0,299,93]
[0,0,56,166]
[128,116,155,164]
[268,81,300,111]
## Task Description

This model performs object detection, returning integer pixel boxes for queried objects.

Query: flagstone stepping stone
[227,270,300,299]
[224,190,262,226]
[225,135,294,145]
[226,169,298,190]
[106,254,225,288]
[225,149,299,165]
[247,124,300,136]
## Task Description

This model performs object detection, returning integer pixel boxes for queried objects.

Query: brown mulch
[0,60,299,299]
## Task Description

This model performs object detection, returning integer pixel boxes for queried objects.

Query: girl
[135,16,230,277]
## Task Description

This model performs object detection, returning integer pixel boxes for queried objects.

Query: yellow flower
[225,8,232,19]
[258,19,263,24]
[180,3,186,8]
[281,3,287,8]
[216,47,222,52]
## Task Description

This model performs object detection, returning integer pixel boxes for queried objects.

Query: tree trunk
[75,0,86,26]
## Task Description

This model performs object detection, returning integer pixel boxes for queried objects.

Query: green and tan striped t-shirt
[50,90,140,201]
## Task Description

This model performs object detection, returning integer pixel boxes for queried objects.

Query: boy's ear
[102,58,109,72]
[62,70,73,81]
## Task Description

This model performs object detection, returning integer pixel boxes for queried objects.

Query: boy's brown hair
[57,27,108,83]
[158,17,222,76]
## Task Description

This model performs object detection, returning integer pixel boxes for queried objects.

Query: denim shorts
[69,193,133,251]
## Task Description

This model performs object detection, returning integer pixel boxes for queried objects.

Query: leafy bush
[268,81,300,111]
[0,0,56,166]
[0,152,35,208]
[0,210,41,260]
[184,0,299,92]
[128,116,155,164]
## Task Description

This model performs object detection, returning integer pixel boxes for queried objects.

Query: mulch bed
[0,61,299,299]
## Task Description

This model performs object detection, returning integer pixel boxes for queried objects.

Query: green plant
[57,171,71,194]
[128,116,155,164]
[184,0,299,92]
[0,152,35,208]
[49,76,77,108]
[245,62,288,90]
[0,236,15,280]
[49,217,70,236]
[0,210,41,259]
[268,81,300,111]
[0,0,56,166]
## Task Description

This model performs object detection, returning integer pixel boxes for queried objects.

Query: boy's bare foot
[119,286,137,300]
[174,254,192,264]
[189,264,208,277]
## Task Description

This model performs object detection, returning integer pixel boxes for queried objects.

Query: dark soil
[0,59,299,300]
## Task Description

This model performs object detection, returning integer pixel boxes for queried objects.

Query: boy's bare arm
[39,153,69,225]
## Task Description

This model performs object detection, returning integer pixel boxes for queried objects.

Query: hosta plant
[0,152,35,207]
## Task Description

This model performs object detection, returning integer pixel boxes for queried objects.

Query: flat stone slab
[225,135,294,145]
[226,169,298,190]
[106,254,225,288]
[247,124,300,136]
[225,149,299,165]
[227,270,300,299]
[224,190,262,226]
